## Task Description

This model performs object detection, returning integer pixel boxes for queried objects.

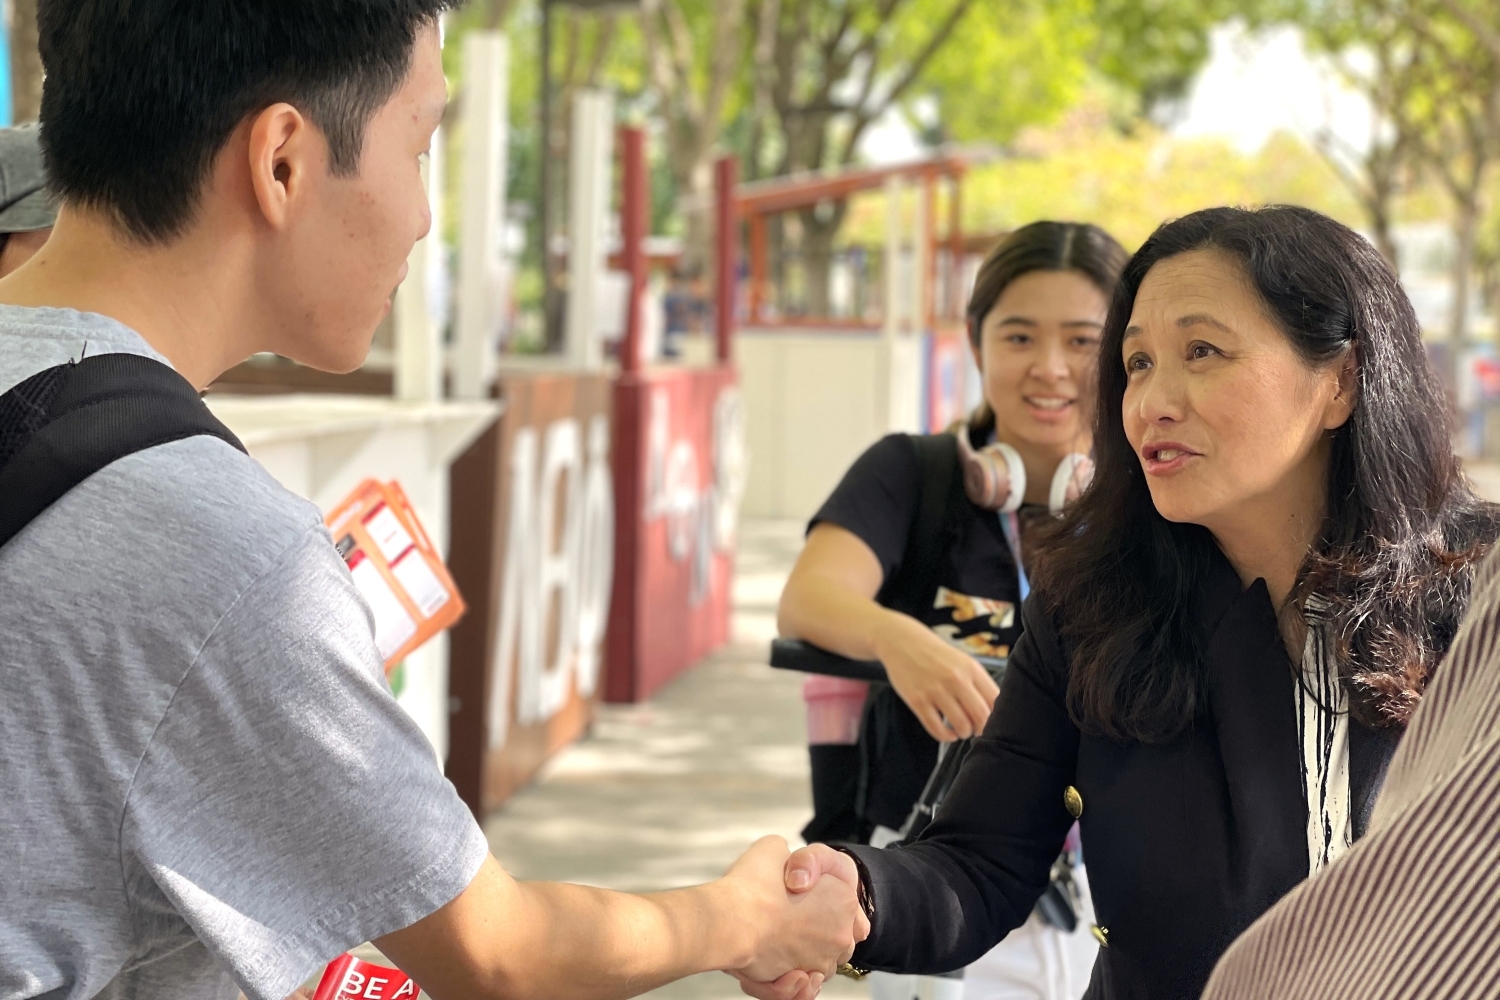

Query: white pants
[867,865,1098,1000]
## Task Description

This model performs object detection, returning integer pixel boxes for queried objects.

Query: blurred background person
[661,263,709,359]
[774,205,1500,1000]
[0,125,53,277]
[777,221,1129,1000]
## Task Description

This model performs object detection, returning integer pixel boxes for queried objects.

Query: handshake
[719,839,872,1000]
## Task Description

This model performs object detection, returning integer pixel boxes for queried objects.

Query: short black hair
[37,0,459,243]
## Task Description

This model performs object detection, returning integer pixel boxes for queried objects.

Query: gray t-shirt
[0,307,489,1000]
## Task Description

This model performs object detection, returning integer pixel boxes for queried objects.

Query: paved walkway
[482,519,866,999]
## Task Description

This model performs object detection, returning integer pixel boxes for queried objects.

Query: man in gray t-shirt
[0,4,864,1000]
[0,309,485,998]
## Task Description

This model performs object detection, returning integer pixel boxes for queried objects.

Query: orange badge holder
[325,479,466,673]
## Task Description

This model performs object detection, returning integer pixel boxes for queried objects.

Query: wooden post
[749,213,768,325]
[883,174,903,340]
[619,126,648,375]
[948,171,965,323]
[923,174,938,332]
[714,155,738,363]
[565,89,616,370]
[454,32,509,401]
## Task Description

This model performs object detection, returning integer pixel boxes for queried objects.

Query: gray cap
[0,125,54,233]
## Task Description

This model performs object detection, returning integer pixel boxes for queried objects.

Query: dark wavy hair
[1034,205,1500,744]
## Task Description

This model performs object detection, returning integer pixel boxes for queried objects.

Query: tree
[639,0,749,275]
[1404,0,1500,348]
[749,0,990,314]
[1424,0,1500,344]
[895,118,1361,249]
[744,0,1287,315]
[902,0,1094,147]
[1301,2,1426,267]
[1088,0,1287,116]
[1300,0,1500,353]
[480,0,520,29]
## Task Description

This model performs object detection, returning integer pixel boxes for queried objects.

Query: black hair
[1035,205,1500,743]
[966,221,1130,348]
[37,0,459,243]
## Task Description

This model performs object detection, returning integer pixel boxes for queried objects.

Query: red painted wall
[607,364,745,702]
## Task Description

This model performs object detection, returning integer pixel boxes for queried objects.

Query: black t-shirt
[812,432,1026,658]
[809,432,1034,829]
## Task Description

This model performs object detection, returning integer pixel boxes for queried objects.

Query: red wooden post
[714,155,738,363]
[605,377,646,703]
[949,171,964,322]
[619,126,648,374]
[748,213,768,325]
[923,174,938,332]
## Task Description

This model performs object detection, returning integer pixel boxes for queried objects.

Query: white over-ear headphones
[956,430,1094,516]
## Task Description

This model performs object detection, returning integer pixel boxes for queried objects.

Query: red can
[313,954,419,1000]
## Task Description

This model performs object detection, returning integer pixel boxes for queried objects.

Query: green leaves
[911,0,1094,144]
[901,0,1298,148]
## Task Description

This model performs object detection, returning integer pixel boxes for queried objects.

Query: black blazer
[846,552,1402,1000]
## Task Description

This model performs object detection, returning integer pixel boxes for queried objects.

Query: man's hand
[730,843,870,1000]
[731,968,824,1000]
[874,610,999,741]
[720,837,867,985]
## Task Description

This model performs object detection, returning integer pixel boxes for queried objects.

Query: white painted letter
[573,414,615,697]
[488,427,539,749]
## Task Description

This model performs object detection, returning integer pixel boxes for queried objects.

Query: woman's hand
[872,610,999,741]
[778,522,1000,740]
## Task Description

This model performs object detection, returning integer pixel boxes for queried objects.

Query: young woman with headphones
[777,221,1129,1000]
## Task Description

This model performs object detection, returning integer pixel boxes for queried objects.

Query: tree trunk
[1369,209,1399,272]
[798,200,846,318]
[1450,197,1478,347]
[10,0,42,124]
[486,0,516,30]
[641,0,745,281]
[677,156,715,278]
[745,0,782,181]
[1365,156,1402,271]
[1439,193,1480,411]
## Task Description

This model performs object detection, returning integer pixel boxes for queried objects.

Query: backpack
[801,432,963,843]
[0,353,244,550]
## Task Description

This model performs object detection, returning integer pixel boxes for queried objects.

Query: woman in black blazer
[749,207,1500,1000]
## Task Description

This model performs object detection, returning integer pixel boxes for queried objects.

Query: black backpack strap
[876,432,963,619]
[0,353,245,549]
[855,432,964,831]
